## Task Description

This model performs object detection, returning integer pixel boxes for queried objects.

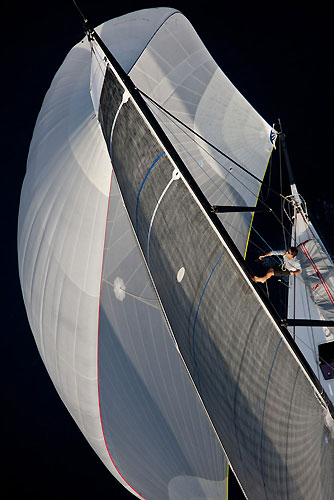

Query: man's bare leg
[252,268,274,283]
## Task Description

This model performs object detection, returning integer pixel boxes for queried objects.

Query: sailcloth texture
[18,7,334,500]
[292,210,334,327]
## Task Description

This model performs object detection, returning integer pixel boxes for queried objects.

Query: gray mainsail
[91,17,334,500]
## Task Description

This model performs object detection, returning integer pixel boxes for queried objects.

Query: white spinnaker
[17,34,124,486]
[128,11,275,255]
[18,8,230,500]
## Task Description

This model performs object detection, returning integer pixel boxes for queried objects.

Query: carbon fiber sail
[89,12,334,500]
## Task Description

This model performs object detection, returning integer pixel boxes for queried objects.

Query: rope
[140,87,297,247]
[250,226,283,263]
[73,0,88,25]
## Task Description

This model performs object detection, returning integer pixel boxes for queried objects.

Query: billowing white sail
[18,8,231,500]
[18,35,113,471]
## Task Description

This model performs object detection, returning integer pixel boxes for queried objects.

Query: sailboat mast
[279,129,306,216]
[279,132,295,187]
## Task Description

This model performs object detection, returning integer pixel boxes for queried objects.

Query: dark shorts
[273,264,290,277]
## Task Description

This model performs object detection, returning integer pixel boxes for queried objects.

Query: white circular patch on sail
[172,168,180,180]
[113,277,126,301]
[177,267,185,282]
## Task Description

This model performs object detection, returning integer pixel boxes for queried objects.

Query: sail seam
[192,252,225,395]
[127,10,181,74]
[146,168,180,267]
[96,169,148,499]
[135,151,165,232]
[260,337,283,498]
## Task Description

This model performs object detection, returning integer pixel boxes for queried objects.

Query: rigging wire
[138,88,283,197]
[138,88,296,246]
[73,0,88,25]
[89,44,290,309]
[260,154,272,202]
[137,94,319,270]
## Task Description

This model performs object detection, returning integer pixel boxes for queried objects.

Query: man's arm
[259,252,271,260]
[259,249,285,260]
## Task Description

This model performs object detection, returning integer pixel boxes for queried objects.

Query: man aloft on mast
[252,247,301,283]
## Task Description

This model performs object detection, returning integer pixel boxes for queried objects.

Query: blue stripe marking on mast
[260,337,283,498]
[135,152,165,232]
[192,252,224,394]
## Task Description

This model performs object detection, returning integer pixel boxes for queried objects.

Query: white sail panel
[128,11,275,255]
[99,8,181,74]
[17,38,119,478]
